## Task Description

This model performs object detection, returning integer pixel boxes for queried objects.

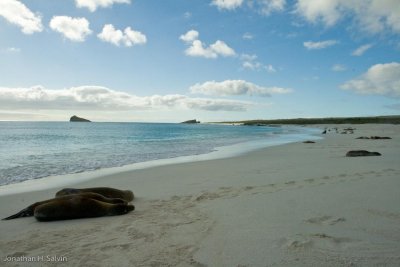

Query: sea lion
[2,192,126,220]
[55,187,134,202]
[34,196,134,222]
[346,150,381,157]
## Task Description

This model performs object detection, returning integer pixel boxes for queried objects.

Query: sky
[0,0,399,122]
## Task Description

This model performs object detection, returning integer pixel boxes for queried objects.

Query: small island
[181,119,200,124]
[70,115,91,122]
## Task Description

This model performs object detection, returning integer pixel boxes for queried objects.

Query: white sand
[1,124,399,266]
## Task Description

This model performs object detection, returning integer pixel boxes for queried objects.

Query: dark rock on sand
[303,141,316,144]
[346,150,381,157]
[70,115,91,122]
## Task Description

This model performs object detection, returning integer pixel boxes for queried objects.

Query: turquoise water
[0,122,316,186]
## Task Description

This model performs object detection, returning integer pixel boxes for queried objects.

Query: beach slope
[1,124,399,266]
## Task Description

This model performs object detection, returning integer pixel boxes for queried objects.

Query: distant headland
[70,115,91,122]
[217,115,400,125]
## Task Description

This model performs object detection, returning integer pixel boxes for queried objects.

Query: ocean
[0,122,319,186]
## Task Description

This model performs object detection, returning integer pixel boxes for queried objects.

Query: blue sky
[0,0,399,122]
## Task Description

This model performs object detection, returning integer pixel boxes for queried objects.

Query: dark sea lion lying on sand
[346,150,381,157]
[2,192,127,220]
[34,196,134,222]
[56,187,134,202]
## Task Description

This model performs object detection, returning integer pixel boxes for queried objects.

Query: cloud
[190,80,292,97]
[211,0,286,15]
[75,0,130,12]
[265,64,277,73]
[352,44,373,56]
[303,40,338,50]
[0,85,252,112]
[183,97,252,111]
[98,24,147,47]
[209,40,236,56]
[1,47,20,53]
[240,54,276,73]
[183,12,192,19]
[242,32,254,40]
[179,30,199,43]
[180,30,236,59]
[253,0,286,15]
[341,62,400,97]
[332,64,347,72]
[211,0,244,10]
[50,16,92,42]
[294,0,400,35]
[0,0,43,34]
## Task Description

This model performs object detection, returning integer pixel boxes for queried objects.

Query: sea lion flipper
[2,207,33,220]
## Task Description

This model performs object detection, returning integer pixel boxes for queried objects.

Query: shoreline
[0,126,321,196]
[1,123,399,266]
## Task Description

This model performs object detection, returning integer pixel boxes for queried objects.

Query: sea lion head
[123,190,134,202]
[111,204,135,215]
[56,188,81,197]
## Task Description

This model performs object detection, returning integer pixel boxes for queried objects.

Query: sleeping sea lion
[2,192,126,220]
[34,196,134,221]
[55,187,134,202]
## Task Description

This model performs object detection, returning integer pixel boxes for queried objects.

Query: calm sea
[0,122,318,186]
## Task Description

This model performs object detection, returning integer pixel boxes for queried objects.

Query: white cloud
[183,97,252,111]
[98,24,147,47]
[185,40,219,58]
[50,16,92,42]
[209,40,236,57]
[242,61,262,70]
[0,85,252,112]
[294,0,400,35]
[212,0,286,15]
[179,30,199,43]
[0,0,43,34]
[265,64,277,73]
[75,0,130,12]
[211,0,244,10]
[242,32,254,40]
[6,47,20,53]
[180,30,236,59]
[240,54,276,73]
[2,47,20,53]
[352,44,373,56]
[341,62,400,97]
[241,54,258,61]
[303,40,338,50]
[255,0,286,15]
[190,80,292,97]
[332,64,347,72]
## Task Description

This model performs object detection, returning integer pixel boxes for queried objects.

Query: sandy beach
[1,124,399,267]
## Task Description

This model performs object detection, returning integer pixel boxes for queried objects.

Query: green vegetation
[217,115,400,125]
